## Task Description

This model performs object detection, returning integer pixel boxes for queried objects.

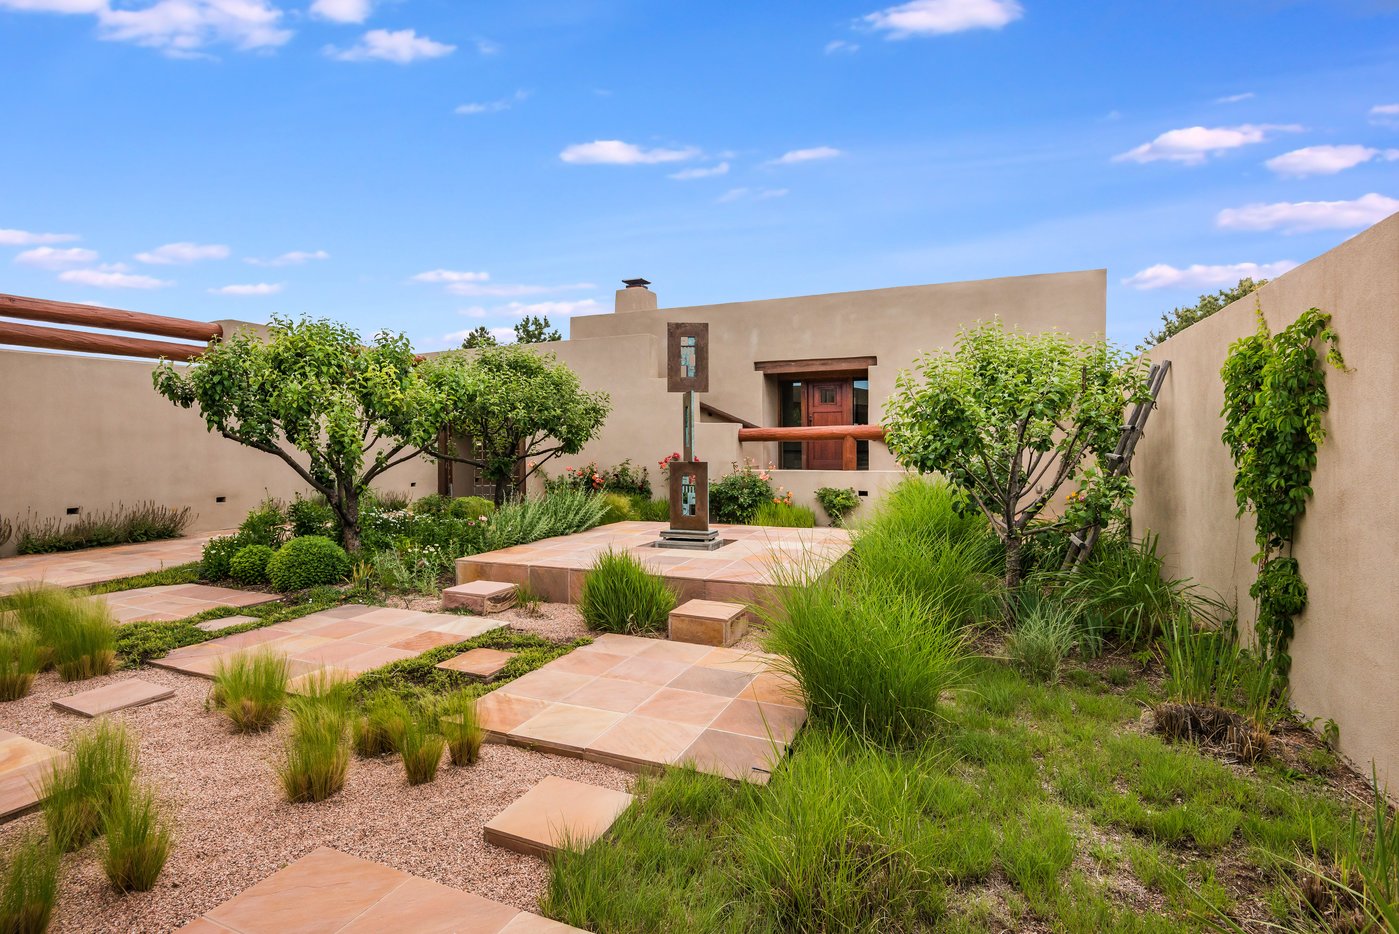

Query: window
[819,385,836,404]
[853,379,870,470]
[779,380,803,469]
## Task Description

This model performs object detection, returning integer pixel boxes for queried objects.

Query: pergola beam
[0,292,222,342]
[0,320,207,361]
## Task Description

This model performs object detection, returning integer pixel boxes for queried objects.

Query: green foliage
[279,689,351,803]
[814,486,861,524]
[228,544,275,585]
[579,549,677,635]
[153,316,434,551]
[1220,307,1345,673]
[514,313,562,343]
[485,490,609,550]
[599,492,635,524]
[13,501,193,555]
[884,320,1150,588]
[1143,277,1267,347]
[460,325,497,348]
[353,690,410,757]
[752,501,816,528]
[367,547,445,595]
[288,496,338,538]
[266,535,351,592]
[418,344,611,504]
[113,592,337,668]
[350,629,585,703]
[10,586,117,681]
[0,835,59,934]
[709,462,774,524]
[41,720,137,853]
[102,783,173,892]
[84,561,201,595]
[763,567,970,747]
[548,460,653,497]
[1161,613,1283,727]
[237,497,288,547]
[397,709,446,785]
[437,690,485,766]
[211,650,289,732]
[631,497,670,522]
[1006,591,1081,683]
[201,534,246,581]
[0,627,43,702]
[447,496,495,521]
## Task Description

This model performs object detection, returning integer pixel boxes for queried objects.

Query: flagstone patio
[455,521,851,606]
[180,846,585,933]
[476,633,805,783]
[0,529,234,595]
[152,604,503,680]
[0,729,65,822]
[95,583,279,624]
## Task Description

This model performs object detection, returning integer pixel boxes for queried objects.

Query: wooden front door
[804,380,851,470]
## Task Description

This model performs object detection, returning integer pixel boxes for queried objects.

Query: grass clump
[578,549,677,635]
[0,835,59,934]
[1005,590,1081,683]
[40,720,137,853]
[0,628,44,701]
[752,501,816,528]
[7,585,116,682]
[102,784,173,892]
[437,690,485,766]
[353,690,410,757]
[279,681,352,804]
[211,650,289,732]
[764,567,969,747]
[397,709,446,785]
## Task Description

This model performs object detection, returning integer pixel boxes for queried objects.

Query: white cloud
[0,0,103,11]
[1114,124,1302,165]
[412,269,489,284]
[1215,92,1255,104]
[768,146,842,165]
[863,0,1023,38]
[135,241,230,264]
[58,264,172,289]
[669,161,730,180]
[718,187,788,203]
[559,140,699,165]
[310,0,370,23]
[455,90,529,115]
[1216,192,1399,233]
[209,282,282,295]
[0,228,80,246]
[1122,260,1298,290]
[14,246,99,269]
[446,281,594,298]
[245,249,329,267]
[328,28,455,63]
[1265,145,1398,178]
[97,0,291,56]
[500,299,600,317]
[1368,103,1399,127]
[825,39,859,54]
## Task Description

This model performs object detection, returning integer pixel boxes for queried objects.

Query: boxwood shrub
[229,544,275,586]
[266,536,351,592]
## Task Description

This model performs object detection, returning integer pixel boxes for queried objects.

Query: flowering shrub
[709,460,776,524]
[547,460,652,497]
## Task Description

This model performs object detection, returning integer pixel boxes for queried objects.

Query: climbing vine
[1220,306,1345,675]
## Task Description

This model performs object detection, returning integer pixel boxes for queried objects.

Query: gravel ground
[0,664,634,934]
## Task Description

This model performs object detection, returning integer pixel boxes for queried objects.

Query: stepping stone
[484,775,633,859]
[196,614,258,633]
[668,599,748,647]
[443,580,517,614]
[52,678,174,718]
[436,648,518,680]
[0,730,65,822]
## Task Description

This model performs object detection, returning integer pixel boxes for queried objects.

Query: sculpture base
[654,528,727,551]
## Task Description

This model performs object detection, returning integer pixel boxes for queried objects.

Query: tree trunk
[1004,535,1024,592]
[334,489,362,553]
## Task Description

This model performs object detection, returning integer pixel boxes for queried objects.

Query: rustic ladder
[1062,359,1171,569]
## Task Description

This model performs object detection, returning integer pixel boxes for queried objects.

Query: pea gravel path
[0,663,633,934]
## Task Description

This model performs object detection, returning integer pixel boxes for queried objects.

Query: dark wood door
[804,380,851,470]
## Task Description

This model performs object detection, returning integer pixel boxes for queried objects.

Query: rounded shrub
[266,536,351,592]
[288,498,337,538]
[228,544,275,586]
[410,494,450,517]
[447,496,495,521]
[579,548,677,634]
[600,493,634,524]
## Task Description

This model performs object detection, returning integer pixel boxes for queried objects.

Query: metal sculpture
[659,322,723,550]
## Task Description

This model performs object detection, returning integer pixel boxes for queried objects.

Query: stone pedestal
[442,580,517,614]
[668,599,749,647]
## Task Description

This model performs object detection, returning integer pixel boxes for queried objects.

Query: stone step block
[443,580,517,615]
[51,678,174,718]
[436,647,518,680]
[484,775,633,859]
[668,599,749,647]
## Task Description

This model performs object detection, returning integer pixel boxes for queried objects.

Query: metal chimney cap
[622,277,652,289]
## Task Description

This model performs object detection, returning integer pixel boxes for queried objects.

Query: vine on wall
[1220,306,1345,676]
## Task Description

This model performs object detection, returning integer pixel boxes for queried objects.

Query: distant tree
[418,344,610,504]
[153,317,433,552]
[514,315,562,344]
[1143,278,1267,347]
[461,326,498,349]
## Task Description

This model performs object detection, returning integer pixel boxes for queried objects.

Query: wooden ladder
[1062,360,1171,569]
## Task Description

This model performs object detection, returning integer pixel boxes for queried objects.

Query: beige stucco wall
[533,270,1107,514]
[0,348,437,556]
[1132,213,1399,789]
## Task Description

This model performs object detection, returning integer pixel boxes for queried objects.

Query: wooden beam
[0,321,207,361]
[737,424,885,442]
[0,292,222,342]
[753,356,877,377]
[699,401,759,429]
[842,434,858,471]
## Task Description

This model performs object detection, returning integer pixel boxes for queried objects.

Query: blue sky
[1,0,1397,349]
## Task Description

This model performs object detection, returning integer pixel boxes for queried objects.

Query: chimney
[615,277,658,313]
